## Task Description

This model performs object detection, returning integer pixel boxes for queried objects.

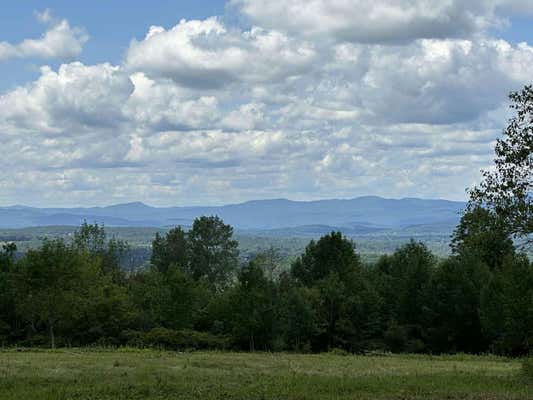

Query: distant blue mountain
[0,196,465,231]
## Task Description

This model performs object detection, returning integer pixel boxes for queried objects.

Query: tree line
[0,85,531,355]
[0,208,530,355]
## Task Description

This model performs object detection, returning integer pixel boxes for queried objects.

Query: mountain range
[0,197,465,235]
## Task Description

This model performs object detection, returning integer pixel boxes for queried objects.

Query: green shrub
[384,322,409,353]
[328,347,350,356]
[126,328,230,351]
[175,329,230,350]
[120,330,144,347]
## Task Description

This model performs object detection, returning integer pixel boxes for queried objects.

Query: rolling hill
[0,196,465,232]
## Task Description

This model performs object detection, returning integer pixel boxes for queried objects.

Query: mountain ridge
[0,196,466,230]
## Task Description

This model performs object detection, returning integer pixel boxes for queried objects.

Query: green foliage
[74,222,130,283]
[376,241,435,330]
[129,328,229,350]
[228,259,276,351]
[15,239,101,348]
[289,232,381,352]
[129,265,208,332]
[72,278,135,346]
[451,206,515,270]
[151,227,188,273]
[384,321,409,353]
[188,216,239,292]
[0,242,16,270]
[480,254,533,355]
[73,222,107,254]
[291,232,360,286]
[425,254,490,353]
[0,243,17,343]
[249,246,283,281]
[0,208,532,356]
[469,85,533,242]
[276,273,318,352]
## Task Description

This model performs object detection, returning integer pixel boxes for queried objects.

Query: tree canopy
[470,85,533,245]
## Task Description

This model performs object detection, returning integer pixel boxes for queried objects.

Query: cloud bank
[0,1,532,206]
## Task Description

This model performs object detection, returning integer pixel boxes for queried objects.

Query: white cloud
[1,5,532,206]
[125,17,317,88]
[125,72,220,131]
[231,0,496,43]
[355,38,533,123]
[232,0,533,44]
[0,15,88,62]
[0,62,133,134]
[35,9,54,24]
[221,103,266,131]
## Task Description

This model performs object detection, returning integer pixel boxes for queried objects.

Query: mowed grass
[0,349,531,399]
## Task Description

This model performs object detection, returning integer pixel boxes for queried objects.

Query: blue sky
[498,15,533,42]
[0,1,532,206]
[0,1,229,90]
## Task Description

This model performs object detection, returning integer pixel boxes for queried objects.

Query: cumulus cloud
[0,12,88,62]
[231,0,489,43]
[125,72,220,131]
[355,38,533,123]
[125,17,317,88]
[232,0,533,44]
[1,4,533,206]
[243,38,533,126]
[0,62,133,134]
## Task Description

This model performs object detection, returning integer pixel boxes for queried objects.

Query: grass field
[0,349,531,399]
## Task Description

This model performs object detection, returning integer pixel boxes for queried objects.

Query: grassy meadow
[0,349,531,399]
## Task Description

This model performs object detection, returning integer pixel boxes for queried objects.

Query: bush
[120,330,144,347]
[17,334,53,348]
[384,323,427,354]
[328,347,350,356]
[384,322,409,353]
[124,328,230,350]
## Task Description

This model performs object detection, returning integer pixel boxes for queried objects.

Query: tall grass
[0,350,529,399]
[523,356,533,379]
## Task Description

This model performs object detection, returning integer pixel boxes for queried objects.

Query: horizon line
[0,194,468,209]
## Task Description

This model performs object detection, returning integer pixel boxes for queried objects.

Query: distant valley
[0,197,465,261]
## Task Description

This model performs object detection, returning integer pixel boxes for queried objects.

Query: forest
[0,86,532,357]
[0,210,530,356]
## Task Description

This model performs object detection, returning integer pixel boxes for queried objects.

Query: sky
[1,1,532,207]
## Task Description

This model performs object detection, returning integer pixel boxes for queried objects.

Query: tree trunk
[249,333,255,352]
[49,321,55,349]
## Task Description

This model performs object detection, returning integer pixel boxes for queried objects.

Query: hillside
[0,196,465,230]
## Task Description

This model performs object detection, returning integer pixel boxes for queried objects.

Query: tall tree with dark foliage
[469,85,533,246]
